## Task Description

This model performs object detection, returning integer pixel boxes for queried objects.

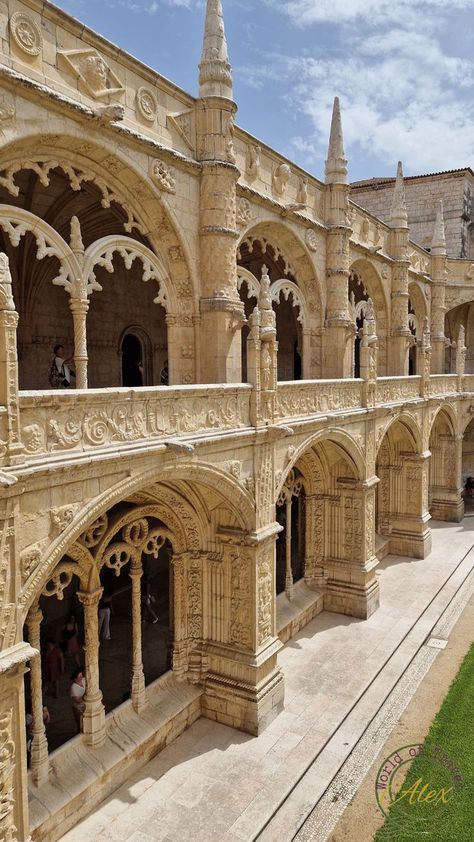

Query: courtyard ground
[58,518,474,842]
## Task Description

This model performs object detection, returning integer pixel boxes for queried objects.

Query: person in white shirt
[52,344,75,388]
[70,668,86,733]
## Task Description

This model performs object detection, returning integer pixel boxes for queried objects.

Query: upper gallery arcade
[0,2,473,842]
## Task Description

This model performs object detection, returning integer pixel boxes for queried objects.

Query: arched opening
[445,301,474,374]
[349,261,389,377]
[275,469,305,597]
[376,417,431,558]
[237,232,312,381]
[429,409,463,522]
[408,302,418,375]
[462,416,474,515]
[0,156,171,389]
[121,332,144,387]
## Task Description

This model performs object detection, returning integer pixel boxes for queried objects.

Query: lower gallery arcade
[4,405,469,841]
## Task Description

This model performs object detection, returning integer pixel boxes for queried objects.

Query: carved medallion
[10,12,42,56]
[150,158,176,193]
[136,87,157,122]
[305,229,318,252]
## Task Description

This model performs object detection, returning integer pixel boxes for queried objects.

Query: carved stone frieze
[236,197,252,228]
[50,505,78,536]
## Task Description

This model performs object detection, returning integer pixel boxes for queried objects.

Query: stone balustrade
[19,384,252,459]
[429,374,458,396]
[375,376,421,404]
[274,379,363,420]
[10,373,473,464]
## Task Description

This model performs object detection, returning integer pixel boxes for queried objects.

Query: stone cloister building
[0,1,473,840]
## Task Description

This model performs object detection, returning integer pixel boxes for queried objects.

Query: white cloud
[266,0,474,28]
[244,1,474,174]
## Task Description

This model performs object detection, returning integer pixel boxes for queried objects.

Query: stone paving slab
[59,520,474,842]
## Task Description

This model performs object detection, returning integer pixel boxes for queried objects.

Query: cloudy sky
[58,0,474,181]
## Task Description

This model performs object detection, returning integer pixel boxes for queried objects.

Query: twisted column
[77,588,106,747]
[130,557,146,713]
[26,602,49,785]
[69,297,89,389]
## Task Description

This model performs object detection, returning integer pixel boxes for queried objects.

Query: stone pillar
[0,642,37,842]
[25,604,49,787]
[202,532,284,736]
[77,588,106,747]
[430,201,448,374]
[429,432,464,522]
[388,163,411,375]
[284,497,293,600]
[69,298,89,389]
[323,98,354,378]
[359,302,378,407]
[129,557,146,714]
[303,493,325,588]
[0,253,24,467]
[390,453,432,558]
[323,479,380,620]
[455,324,467,391]
[419,317,432,398]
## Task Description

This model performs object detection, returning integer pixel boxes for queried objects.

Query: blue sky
[57,0,474,181]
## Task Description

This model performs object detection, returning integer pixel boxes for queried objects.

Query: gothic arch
[19,461,255,615]
[278,427,365,500]
[350,259,389,375]
[376,411,423,457]
[0,134,197,300]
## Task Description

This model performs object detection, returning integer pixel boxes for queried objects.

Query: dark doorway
[122,333,143,387]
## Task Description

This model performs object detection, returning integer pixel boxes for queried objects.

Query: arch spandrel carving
[18,461,256,616]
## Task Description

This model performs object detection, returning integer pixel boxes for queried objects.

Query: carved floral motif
[150,159,176,194]
[10,12,42,56]
[136,87,157,122]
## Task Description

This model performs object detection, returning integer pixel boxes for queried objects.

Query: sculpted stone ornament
[236,197,252,228]
[0,97,15,126]
[150,159,176,194]
[246,144,261,179]
[0,253,15,311]
[58,49,125,99]
[305,229,318,252]
[273,163,291,197]
[258,266,276,341]
[136,87,158,122]
[10,12,42,56]
[297,177,308,205]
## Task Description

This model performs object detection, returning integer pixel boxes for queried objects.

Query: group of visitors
[31,614,86,742]
[48,344,169,388]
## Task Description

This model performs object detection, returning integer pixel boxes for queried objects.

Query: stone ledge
[276,580,324,644]
[28,672,203,842]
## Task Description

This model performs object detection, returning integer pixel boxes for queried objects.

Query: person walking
[69,668,86,733]
[98,592,112,640]
[42,639,64,698]
[61,613,81,666]
[48,344,75,388]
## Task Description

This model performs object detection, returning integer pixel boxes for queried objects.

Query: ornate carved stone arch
[83,235,175,312]
[350,259,389,375]
[0,138,197,307]
[280,428,366,499]
[376,412,423,458]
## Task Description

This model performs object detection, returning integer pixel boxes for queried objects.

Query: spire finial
[199,0,233,99]
[431,200,446,255]
[390,161,408,228]
[325,96,348,184]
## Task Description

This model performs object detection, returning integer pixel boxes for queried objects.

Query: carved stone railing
[19,385,252,459]
[274,379,363,420]
[463,374,474,394]
[375,376,421,404]
[429,375,458,396]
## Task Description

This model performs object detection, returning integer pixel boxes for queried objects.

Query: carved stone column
[0,642,37,842]
[323,98,354,378]
[323,479,380,620]
[202,532,284,736]
[430,200,448,373]
[26,603,49,786]
[69,298,89,389]
[429,433,464,522]
[0,252,24,466]
[129,557,146,714]
[388,163,411,376]
[389,453,432,558]
[77,588,106,747]
[284,497,293,600]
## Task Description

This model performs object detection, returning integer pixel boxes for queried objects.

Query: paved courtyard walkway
[59,519,474,842]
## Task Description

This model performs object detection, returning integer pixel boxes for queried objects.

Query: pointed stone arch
[350,258,389,375]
